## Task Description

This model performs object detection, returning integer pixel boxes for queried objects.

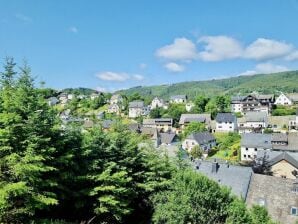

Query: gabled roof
[244,111,268,122]
[170,95,187,100]
[241,133,272,148]
[160,132,176,144]
[231,96,245,102]
[187,132,215,144]
[215,113,236,123]
[102,120,114,129]
[179,114,211,124]
[270,152,298,169]
[273,133,298,151]
[286,93,298,102]
[143,118,173,125]
[129,101,144,108]
[194,160,252,198]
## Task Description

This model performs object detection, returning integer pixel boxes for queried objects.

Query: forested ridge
[117,71,298,99]
[0,58,275,224]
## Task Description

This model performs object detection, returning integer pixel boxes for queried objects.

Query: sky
[1,0,298,92]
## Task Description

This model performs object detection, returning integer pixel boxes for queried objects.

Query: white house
[275,93,298,106]
[238,112,268,133]
[185,102,195,112]
[215,113,237,132]
[151,97,167,109]
[90,93,100,100]
[67,94,74,100]
[110,94,123,105]
[129,101,150,118]
[240,133,272,161]
[107,104,120,114]
[289,109,298,130]
[231,96,244,113]
[182,132,216,153]
[170,95,187,104]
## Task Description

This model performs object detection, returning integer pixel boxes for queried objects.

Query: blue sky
[1,0,298,92]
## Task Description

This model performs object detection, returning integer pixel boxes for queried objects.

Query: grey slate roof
[187,132,215,144]
[143,118,173,125]
[129,101,144,108]
[179,114,211,125]
[102,120,114,129]
[231,95,245,102]
[273,133,298,152]
[256,150,298,169]
[170,95,187,100]
[160,132,176,144]
[272,133,288,142]
[245,111,268,122]
[194,160,252,198]
[241,133,272,148]
[287,93,298,102]
[215,113,236,123]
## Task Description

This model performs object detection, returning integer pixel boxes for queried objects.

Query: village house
[275,92,298,105]
[159,132,177,145]
[182,132,216,153]
[128,101,150,118]
[179,114,211,130]
[47,97,59,106]
[272,132,298,152]
[231,93,274,114]
[289,109,298,131]
[170,95,187,104]
[107,104,120,114]
[195,159,252,199]
[256,150,298,179]
[58,92,68,105]
[90,92,100,100]
[246,173,298,224]
[215,113,237,132]
[238,111,268,133]
[240,133,272,161]
[185,102,195,112]
[142,118,173,132]
[140,127,160,147]
[110,94,123,105]
[151,97,168,109]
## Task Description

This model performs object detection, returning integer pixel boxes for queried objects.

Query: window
[258,198,265,206]
[244,154,247,158]
[291,207,298,216]
[248,155,251,158]
[246,148,248,151]
[254,148,257,151]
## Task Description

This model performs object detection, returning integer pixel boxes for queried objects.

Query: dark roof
[245,111,268,122]
[143,118,173,125]
[102,120,114,129]
[270,152,298,169]
[272,133,288,142]
[187,132,215,144]
[129,101,144,108]
[170,95,187,100]
[194,160,252,198]
[272,133,298,152]
[231,95,245,102]
[241,133,272,148]
[179,114,211,124]
[215,113,236,123]
[160,133,176,144]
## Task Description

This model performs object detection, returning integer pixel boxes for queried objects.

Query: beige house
[142,118,173,132]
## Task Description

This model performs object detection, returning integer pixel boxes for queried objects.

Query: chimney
[211,159,219,173]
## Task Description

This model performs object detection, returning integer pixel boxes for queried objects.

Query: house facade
[215,113,237,132]
[182,132,216,152]
[170,95,187,104]
[240,133,272,161]
[128,101,150,118]
[142,118,173,132]
[110,94,123,105]
[179,114,211,130]
[246,173,298,224]
[238,111,268,133]
[275,93,294,105]
[151,97,167,109]
[289,109,298,130]
[185,102,195,112]
[231,93,274,114]
[107,104,120,114]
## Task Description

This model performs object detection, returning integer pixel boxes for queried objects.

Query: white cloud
[96,71,144,82]
[132,74,144,80]
[156,38,197,61]
[238,62,290,76]
[198,36,243,61]
[96,72,130,82]
[244,38,293,60]
[164,62,185,72]
[15,13,32,23]
[285,51,298,61]
[139,63,147,69]
[69,26,78,33]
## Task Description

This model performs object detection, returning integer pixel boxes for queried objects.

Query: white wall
[216,122,236,132]
[275,94,292,106]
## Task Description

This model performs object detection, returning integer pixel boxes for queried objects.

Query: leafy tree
[152,169,233,224]
[0,59,60,222]
[190,145,203,159]
[164,104,186,127]
[150,107,165,118]
[250,205,274,224]
[226,199,251,224]
[194,95,209,113]
[182,122,206,139]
